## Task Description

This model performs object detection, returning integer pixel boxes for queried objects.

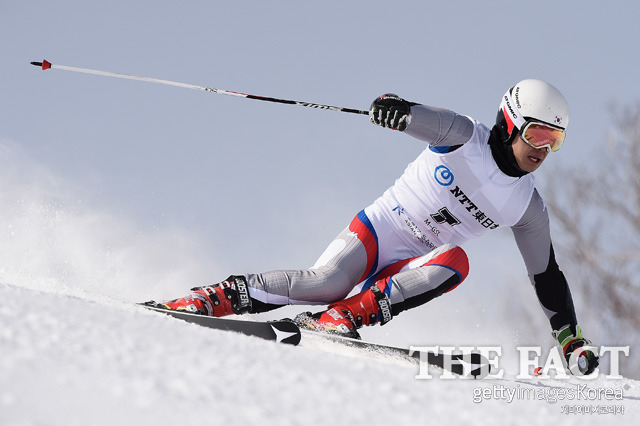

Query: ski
[141,303,302,345]
[142,303,489,377]
[299,330,491,378]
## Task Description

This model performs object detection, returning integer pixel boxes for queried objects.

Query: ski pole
[31,59,369,116]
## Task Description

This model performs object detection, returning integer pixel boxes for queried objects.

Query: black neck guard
[488,126,529,178]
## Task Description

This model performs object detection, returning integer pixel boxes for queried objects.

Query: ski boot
[294,284,392,339]
[147,275,252,317]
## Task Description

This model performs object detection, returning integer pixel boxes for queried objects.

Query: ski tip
[31,59,51,70]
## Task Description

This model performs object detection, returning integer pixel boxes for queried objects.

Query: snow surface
[0,139,637,425]
[0,283,637,426]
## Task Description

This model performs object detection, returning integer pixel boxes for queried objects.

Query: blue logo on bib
[434,165,454,186]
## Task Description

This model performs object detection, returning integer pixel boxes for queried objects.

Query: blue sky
[1,1,638,348]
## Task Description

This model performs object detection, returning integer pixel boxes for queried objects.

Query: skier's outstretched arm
[369,94,474,148]
[511,190,599,375]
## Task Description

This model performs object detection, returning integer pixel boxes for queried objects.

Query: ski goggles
[520,121,566,152]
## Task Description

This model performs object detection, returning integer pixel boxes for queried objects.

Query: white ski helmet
[495,79,569,146]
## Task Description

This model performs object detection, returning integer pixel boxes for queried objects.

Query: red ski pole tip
[30,60,52,70]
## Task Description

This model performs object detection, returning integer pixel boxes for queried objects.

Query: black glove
[554,325,599,375]
[369,94,412,131]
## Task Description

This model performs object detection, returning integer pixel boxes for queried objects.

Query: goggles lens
[521,121,566,152]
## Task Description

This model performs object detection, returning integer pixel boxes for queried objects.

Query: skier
[149,79,599,375]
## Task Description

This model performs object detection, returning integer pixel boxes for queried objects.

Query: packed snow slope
[0,141,637,425]
[0,283,637,426]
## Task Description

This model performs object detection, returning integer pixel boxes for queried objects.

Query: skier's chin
[515,153,546,173]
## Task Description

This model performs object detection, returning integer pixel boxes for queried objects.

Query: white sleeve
[511,189,552,276]
[404,104,474,147]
